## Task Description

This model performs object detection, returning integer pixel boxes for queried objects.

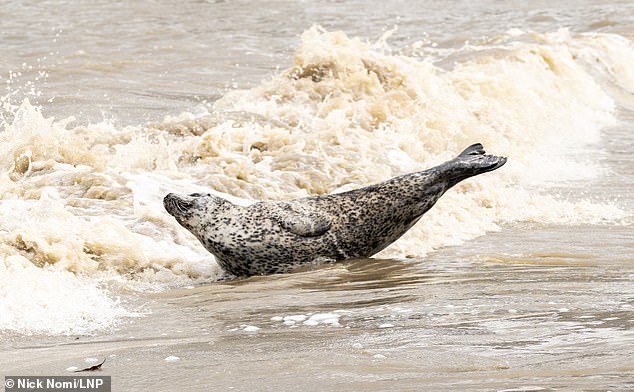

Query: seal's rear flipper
[458,143,487,157]
[447,143,507,184]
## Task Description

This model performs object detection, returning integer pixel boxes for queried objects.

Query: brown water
[1,1,633,391]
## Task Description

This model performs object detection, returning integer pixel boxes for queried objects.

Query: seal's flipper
[272,203,332,237]
[458,143,486,157]
[444,143,507,185]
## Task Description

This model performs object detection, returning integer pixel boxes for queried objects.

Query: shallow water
[2,228,633,390]
[1,1,633,390]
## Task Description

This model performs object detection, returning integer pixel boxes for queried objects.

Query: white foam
[271,312,343,327]
[304,313,342,327]
[283,315,308,322]
[0,255,132,335]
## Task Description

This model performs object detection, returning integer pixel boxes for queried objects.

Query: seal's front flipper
[272,202,332,237]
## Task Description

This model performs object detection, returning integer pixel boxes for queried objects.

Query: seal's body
[164,144,506,276]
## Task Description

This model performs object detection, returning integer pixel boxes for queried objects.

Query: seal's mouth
[163,193,193,216]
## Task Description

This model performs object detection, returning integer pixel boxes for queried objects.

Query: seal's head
[163,192,225,234]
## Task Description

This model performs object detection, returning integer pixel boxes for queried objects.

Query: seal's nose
[163,193,194,216]
[163,193,182,215]
[163,193,175,205]
[163,193,174,213]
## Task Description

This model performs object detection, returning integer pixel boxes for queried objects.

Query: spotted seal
[164,143,506,277]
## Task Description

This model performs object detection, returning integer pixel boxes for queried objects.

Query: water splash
[1,27,632,334]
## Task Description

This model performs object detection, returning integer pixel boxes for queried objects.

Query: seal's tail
[446,143,507,184]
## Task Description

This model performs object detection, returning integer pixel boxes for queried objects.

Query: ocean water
[1,1,633,390]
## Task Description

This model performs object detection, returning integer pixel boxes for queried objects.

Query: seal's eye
[189,193,210,198]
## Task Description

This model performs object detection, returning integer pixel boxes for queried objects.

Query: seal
[164,143,506,277]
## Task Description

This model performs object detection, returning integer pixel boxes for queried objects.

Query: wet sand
[2,224,633,391]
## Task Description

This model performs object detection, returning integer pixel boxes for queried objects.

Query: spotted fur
[164,143,506,277]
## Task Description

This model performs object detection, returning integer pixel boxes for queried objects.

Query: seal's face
[163,192,222,235]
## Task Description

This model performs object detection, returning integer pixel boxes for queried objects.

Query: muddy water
[3,228,633,391]
[1,1,633,391]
